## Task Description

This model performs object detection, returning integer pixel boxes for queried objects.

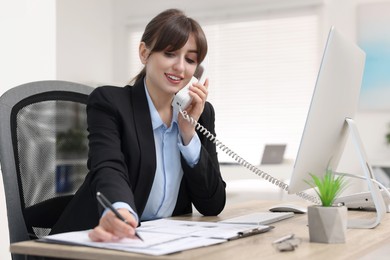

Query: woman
[51,8,226,242]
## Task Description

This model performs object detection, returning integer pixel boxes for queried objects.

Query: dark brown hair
[131,9,208,84]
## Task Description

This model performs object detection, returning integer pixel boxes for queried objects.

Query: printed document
[40,219,272,256]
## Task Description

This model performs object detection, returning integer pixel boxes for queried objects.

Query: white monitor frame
[344,118,386,228]
[288,27,386,228]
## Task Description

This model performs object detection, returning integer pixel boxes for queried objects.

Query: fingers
[88,225,119,242]
[102,214,134,237]
[88,210,138,242]
[118,208,138,228]
[186,80,208,118]
[190,78,209,104]
[177,78,209,143]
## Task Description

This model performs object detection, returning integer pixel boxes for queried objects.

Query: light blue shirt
[107,82,201,222]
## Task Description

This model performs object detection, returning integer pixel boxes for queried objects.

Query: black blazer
[51,80,226,234]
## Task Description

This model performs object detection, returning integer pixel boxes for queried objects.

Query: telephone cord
[179,109,321,205]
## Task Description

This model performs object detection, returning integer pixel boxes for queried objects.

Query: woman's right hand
[88,208,138,242]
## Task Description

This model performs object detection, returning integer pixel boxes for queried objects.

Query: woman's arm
[87,87,140,241]
[181,102,226,215]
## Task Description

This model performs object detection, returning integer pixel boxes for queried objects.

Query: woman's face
[141,34,199,96]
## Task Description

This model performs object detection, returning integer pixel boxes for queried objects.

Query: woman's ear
[139,42,150,65]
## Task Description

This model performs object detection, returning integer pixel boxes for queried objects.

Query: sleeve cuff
[178,133,201,167]
[102,201,139,224]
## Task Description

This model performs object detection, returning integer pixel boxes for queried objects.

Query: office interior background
[1,0,390,259]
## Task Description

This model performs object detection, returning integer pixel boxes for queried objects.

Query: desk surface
[10,200,390,260]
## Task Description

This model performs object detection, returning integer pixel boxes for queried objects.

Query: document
[139,219,273,240]
[40,219,272,256]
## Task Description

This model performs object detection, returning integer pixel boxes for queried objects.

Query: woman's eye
[164,52,175,57]
[186,58,196,64]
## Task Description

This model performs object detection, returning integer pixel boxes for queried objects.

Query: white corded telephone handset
[171,62,207,111]
[174,60,319,205]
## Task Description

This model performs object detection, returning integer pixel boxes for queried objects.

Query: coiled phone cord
[179,109,321,205]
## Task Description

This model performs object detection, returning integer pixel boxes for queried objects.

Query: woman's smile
[165,73,183,84]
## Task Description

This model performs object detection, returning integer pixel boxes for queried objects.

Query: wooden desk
[10,200,390,260]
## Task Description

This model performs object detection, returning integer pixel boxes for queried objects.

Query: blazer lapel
[131,80,157,213]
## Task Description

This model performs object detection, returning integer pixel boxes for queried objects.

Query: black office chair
[0,81,94,260]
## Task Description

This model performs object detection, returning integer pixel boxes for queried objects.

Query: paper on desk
[139,219,271,239]
[40,219,270,256]
[41,229,223,256]
[41,230,179,248]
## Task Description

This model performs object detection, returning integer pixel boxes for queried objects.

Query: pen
[228,226,274,241]
[96,191,144,241]
[272,234,294,244]
[238,228,259,237]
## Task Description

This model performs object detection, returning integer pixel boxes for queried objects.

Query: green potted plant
[305,169,348,243]
[56,128,88,159]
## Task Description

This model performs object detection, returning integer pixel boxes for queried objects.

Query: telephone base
[334,189,390,213]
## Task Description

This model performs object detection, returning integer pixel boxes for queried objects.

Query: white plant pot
[307,205,347,243]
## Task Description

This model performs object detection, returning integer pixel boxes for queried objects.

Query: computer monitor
[288,27,386,228]
[288,27,364,194]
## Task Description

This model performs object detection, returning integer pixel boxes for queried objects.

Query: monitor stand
[337,118,387,229]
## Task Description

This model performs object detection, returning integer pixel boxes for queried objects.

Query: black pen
[96,191,144,241]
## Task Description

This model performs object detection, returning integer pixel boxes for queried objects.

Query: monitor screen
[288,27,366,194]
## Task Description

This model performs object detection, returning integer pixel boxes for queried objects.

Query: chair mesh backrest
[12,91,89,236]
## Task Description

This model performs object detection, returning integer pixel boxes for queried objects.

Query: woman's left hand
[178,78,209,145]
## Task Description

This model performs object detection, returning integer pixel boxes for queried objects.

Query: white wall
[0,0,56,96]
[56,0,114,86]
[1,0,390,258]
[0,1,56,259]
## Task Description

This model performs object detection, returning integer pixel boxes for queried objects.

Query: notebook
[260,144,286,165]
[219,212,294,225]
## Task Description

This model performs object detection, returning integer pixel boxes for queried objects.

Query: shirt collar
[144,79,178,130]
